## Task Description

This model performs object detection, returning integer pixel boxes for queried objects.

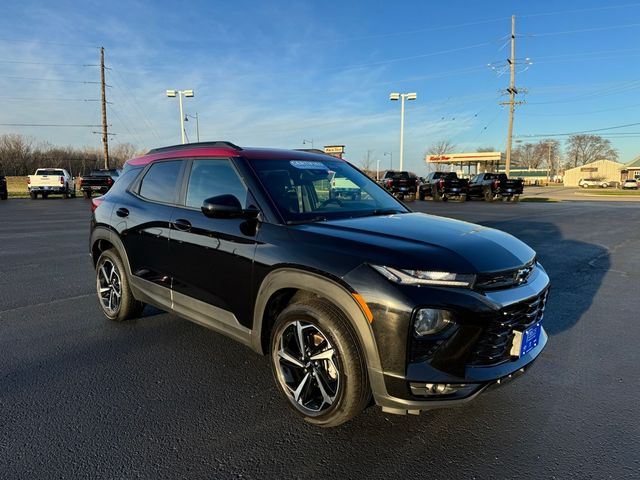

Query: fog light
[410,382,475,397]
[414,309,454,336]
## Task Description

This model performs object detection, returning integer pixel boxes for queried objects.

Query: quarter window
[185,159,248,208]
[139,160,182,203]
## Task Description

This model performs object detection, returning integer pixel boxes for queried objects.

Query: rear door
[167,157,259,328]
[116,159,185,304]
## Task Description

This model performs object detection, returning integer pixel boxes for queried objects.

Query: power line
[520,2,640,18]
[0,60,98,66]
[527,22,640,37]
[0,123,103,127]
[0,75,105,85]
[0,96,103,102]
[516,121,640,138]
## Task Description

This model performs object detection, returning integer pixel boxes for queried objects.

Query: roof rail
[147,141,243,154]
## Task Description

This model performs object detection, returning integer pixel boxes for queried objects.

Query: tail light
[107,177,114,186]
[386,179,393,187]
[492,179,499,189]
[59,176,64,185]
[91,197,104,212]
[439,179,445,188]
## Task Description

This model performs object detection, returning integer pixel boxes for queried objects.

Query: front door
[168,158,259,328]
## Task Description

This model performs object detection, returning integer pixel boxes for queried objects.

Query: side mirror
[201,194,260,220]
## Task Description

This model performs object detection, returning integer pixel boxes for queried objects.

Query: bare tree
[565,134,617,169]
[476,146,496,153]
[111,143,139,168]
[360,150,374,173]
[427,139,456,156]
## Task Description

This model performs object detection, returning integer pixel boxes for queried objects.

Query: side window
[105,167,142,197]
[139,160,183,203]
[185,159,248,209]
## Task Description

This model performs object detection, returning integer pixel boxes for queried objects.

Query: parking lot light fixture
[166,89,195,144]
[389,92,417,171]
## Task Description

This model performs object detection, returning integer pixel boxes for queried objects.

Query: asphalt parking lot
[1,198,639,479]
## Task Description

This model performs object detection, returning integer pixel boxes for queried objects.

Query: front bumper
[344,262,550,414]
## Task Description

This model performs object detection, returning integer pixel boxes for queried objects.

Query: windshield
[249,158,408,223]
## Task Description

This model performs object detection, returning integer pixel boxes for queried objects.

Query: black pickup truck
[380,170,418,199]
[80,169,120,198]
[419,171,469,201]
[468,172,524,202]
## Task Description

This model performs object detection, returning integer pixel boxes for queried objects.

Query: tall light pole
[166,89,194,144]
[384,151,393,170]
[184,113,200,142]
[545,141,554,184]
[389,92,417,171]
[303,138,314,149]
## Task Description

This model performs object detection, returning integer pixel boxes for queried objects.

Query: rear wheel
[270,299,370,427]
[30,192,37,200]
[418,190,425,201]
[42,193,49,199]
[95,249,144,321]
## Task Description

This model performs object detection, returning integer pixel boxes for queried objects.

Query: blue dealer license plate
[520,323,541,357]
[511,322,542,358]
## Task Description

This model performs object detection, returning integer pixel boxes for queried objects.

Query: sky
[1,0,640,173]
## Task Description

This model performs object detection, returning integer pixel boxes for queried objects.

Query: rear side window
[185,159,248,208]
[139,161,182,203]
[105,167,142,197]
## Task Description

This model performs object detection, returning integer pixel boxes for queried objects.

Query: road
[1,198,639,479]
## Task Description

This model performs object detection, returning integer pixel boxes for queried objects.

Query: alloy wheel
[275,321,340,415]
[97,259,122,315]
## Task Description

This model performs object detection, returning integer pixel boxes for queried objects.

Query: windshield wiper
[286,216,328,225]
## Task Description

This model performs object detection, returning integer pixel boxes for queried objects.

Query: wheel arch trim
[251,268,382,371]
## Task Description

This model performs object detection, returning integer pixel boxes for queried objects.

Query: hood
[291,212,535,274]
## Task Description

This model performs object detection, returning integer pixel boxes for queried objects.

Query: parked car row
[379,170,524,202]
[0,168,123,200]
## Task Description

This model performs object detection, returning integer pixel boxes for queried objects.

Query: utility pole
[504,16,517,177]
[100,47,109,169]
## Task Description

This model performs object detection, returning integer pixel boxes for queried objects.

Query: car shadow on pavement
[479,220,610,335]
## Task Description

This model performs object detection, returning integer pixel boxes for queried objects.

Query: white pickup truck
[28,168,76,199]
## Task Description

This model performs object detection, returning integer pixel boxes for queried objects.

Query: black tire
[30,192,37,200]
[83,190,91,199]
[418,191,425,201]
[95,249,144,321]
[0,193,7,200]
[63,185,70,199]
[270,298,370,427]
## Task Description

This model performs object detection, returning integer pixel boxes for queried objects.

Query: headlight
[372,265,475,288]
[414,308,454,336]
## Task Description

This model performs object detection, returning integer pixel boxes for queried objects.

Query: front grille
[468,289,548,366]
[475,260,535,291]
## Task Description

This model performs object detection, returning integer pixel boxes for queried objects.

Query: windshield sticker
[290,160,327,170]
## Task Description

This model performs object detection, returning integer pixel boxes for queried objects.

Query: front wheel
[95,249,144,321]
[270,299,370,427]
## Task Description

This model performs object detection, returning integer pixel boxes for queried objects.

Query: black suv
[90,142,549,427]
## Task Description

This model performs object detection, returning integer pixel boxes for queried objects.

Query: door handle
[116,207,129,218]
[173,218,192,231]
